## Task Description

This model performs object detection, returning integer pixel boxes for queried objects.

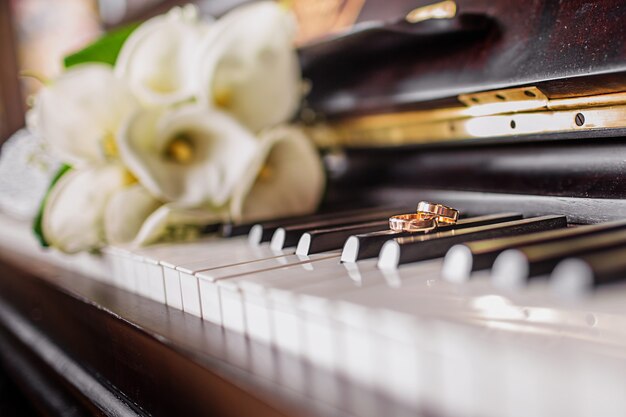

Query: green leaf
[63,23,139,68]
[32,164,72,247]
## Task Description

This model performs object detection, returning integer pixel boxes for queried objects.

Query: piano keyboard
[11,206,626,417]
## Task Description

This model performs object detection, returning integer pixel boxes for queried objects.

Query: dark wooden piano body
[303,0,626,224]
[1,0,626,416]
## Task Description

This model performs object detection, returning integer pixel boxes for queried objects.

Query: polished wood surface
[0,250,313,417]
[325,137,626,213]
[301,0,626,116]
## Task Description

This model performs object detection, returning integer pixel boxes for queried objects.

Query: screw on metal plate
[575,113,585,126]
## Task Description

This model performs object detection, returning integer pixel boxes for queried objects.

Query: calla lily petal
[115,5,209,105]
[133,203,224,246]
[230,125,325,223]
[42,165,129,253]
[197,1,301,132]
[104,184,163,245]
[35,64,139,165]
[118,104,259,207]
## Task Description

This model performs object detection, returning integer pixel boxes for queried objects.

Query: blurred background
[0,0,255,145]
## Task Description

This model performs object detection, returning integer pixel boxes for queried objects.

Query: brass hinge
[306,86,626,148]
[458,86,549,115]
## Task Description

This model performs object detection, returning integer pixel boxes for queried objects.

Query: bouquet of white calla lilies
[21,1,325,254]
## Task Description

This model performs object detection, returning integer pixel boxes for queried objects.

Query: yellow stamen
[101,132,119,159]
[124,170,138,185]
[213,87,233,108]
[258,164,273,181]
[166,134,194,164]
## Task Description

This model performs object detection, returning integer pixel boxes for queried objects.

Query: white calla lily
[229,125,324,223]
[133,203,224,246]
[104,184,162,245]
[42,165,130,253]
[35,64,139,165]
[197,1,301,132]
[115,5,209,105]
[117,104,258,207]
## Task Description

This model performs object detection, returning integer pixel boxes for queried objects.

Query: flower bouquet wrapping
[8,2,325,254]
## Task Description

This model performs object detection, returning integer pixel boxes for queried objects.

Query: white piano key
[142,237,283,317]
[218,258,370,372]
[119,250,138,293]
[132,255,151,299]
[144,259,166,303]
[178,268,202,317]
[102,246,124,288]
[213,258,369,360]
[219,281,247,333]
[198,276,223,324]
[438,323,479,416]
[192,247,291,324]
[271,301,302,355]
[243,290,273,344]
[142,238,236,311]
[176,242,290,275]
[372,311,436,408]
[126,248,168,303]
[236,257,343,350]
[253,261,455,391]
[161,262,184,310]
[301,299,337,370]
[199,253,339,329]
[175,244,293,320]
[575,354,626,417]
[214,255,320,332]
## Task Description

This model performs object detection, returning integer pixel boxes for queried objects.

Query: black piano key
[378,215,567,269]
[551,247,626,297]
[199,223,221,234]
[295,220,389,256]
[247,205,407,245]
[491,227,626,288]
[219,222,255,237]
[223,210,366,238]
[442,219,626,282]
[341,213,523,263]
[270,207,412,251]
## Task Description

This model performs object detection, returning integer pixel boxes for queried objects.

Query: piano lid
[294,0,626,147]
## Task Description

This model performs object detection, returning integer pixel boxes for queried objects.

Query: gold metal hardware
[458,86,549,114]
[306,88,626,148]
[405,1,457,24]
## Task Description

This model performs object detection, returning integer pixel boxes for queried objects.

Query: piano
[2,0,626,416]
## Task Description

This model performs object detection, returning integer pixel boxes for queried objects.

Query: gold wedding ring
[416,201,459,224]
[389,201,460,233]
[389,212,438,232]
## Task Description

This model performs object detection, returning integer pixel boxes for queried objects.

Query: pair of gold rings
[389,201,459,233]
